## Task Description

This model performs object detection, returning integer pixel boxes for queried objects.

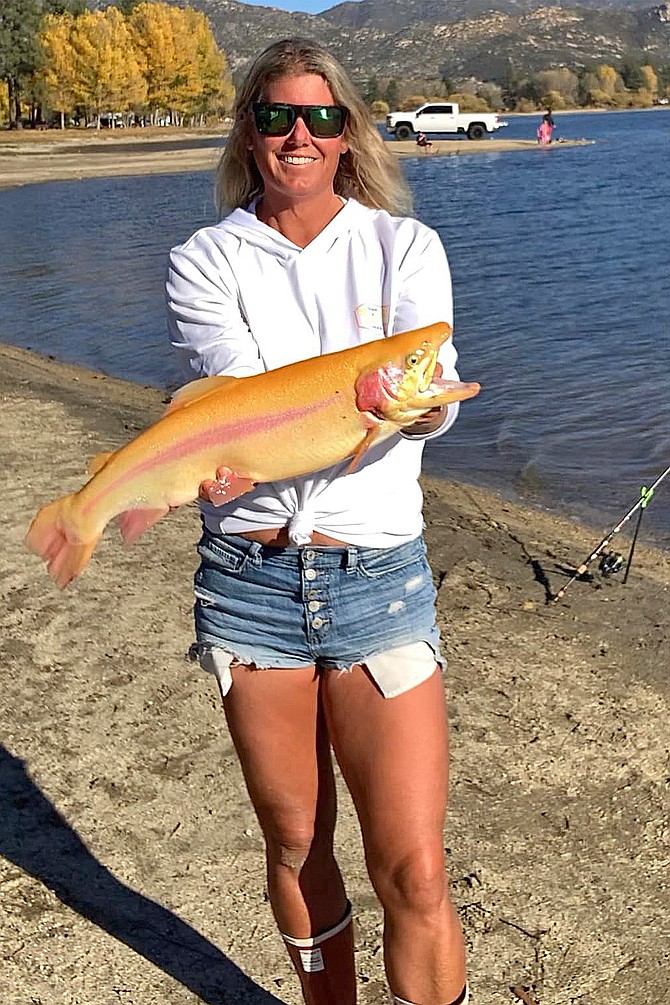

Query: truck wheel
[395,124,412,140]
[467,123,486,140]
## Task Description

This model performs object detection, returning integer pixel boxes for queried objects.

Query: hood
[214,198,367,261]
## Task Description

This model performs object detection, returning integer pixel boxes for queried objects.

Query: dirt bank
[0,343,667,1005]
[0,128,591,190]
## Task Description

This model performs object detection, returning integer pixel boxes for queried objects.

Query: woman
[166,37,469,1005]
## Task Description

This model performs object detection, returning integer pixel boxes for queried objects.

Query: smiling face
[247,73,349,213]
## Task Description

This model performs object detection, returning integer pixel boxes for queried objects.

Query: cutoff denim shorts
[190,529,444,699]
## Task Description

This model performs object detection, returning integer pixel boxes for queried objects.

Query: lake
[1,109,669,545]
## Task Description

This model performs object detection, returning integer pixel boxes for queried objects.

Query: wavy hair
[215,38,412,217]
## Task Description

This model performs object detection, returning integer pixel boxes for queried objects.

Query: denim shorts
[190,530,443,699]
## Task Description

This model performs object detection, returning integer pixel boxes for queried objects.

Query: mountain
[173,0,670,83]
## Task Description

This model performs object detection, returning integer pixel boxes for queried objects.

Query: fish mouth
[379,352,438,402]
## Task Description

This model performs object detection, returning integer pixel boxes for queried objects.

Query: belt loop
[345,546,357,572]
[246,540,263,566]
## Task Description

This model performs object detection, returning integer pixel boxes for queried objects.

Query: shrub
[369,99,389,119]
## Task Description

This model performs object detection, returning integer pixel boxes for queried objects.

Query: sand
[0,127,591,190]
[0,340,668,1005]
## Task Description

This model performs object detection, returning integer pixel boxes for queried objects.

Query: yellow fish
[25,322,479,587]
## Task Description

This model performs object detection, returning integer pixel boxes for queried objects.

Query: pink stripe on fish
[83,395,337,515]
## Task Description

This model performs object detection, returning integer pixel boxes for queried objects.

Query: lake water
[1,110,669,545]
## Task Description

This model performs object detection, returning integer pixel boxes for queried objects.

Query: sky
[240,0,361,13]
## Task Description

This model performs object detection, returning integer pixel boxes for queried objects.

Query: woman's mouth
[278,155,317,165]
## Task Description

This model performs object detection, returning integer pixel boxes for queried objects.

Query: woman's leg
[322,665,466,1005]
[221,663,357,1005]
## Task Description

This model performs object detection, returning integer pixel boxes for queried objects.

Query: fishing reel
[598,551,626,577]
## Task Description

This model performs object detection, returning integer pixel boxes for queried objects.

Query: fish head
[355,323,480,426]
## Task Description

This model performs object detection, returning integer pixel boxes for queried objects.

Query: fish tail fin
[25,495,99,589]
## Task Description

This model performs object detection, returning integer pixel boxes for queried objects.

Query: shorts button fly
[305,568,317,581]
[308,600,321,612]
[312,617,324,629]
[304,550,316,561]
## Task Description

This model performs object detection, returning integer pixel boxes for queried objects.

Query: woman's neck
[255,193,345,248]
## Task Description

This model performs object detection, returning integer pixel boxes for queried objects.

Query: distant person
[537,108,554,145]
[416,129,433,151]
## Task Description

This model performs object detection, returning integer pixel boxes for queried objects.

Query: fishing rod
[552,462,670,603]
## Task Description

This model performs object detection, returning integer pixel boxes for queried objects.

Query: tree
[40,12,77,127]
[369,99,389,120]
[597,64,621,97]
[70,7,146,126]
[363,74,381,105]
[620,60,645,91]
[640,64,658,96]
[130,3,231,124]
[535,67,579,106]
[476,81,503,110]
[0,0,44,127]
[384,78,398,110]
[182,6,233,122]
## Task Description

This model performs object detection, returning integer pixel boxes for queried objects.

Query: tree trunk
[7,78,22,129]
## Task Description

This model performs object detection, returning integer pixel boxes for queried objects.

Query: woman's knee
[370,844,449,916]
[260,807,334,873]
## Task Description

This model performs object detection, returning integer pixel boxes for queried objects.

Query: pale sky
[240,0,359,13]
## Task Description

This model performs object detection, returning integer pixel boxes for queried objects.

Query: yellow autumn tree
[640,65,658,96]
[130,3,232,124]
[39,13,77,129]
[70,7,146,127]
[129,2,184,121]
[184,6,234,122]
[596,65,618,97]
[0,80,8,125]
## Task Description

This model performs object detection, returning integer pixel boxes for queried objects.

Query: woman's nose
[287,114,312,143]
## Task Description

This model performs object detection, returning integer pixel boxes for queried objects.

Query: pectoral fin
[116,505,170,545]
[346,426,384,474]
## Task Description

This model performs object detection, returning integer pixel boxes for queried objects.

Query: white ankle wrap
[282,901,352,973]
[390,983,469,1005]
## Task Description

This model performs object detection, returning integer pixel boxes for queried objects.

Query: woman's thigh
[222,664,337,850]
[321,666,449,871]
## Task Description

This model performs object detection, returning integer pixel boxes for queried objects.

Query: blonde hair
[215,38,412,217]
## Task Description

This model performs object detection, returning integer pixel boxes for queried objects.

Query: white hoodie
[166,198,460,547]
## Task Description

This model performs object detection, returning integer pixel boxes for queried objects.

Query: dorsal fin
[163,375,238,415]
[88,450,117,475]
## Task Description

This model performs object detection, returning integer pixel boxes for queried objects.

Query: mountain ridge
[170,0,670,83]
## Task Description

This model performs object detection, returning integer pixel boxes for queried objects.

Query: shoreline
[1,339,669,1003]
[0,129,592,190]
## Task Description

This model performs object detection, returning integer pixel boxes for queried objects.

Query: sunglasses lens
[254,103,294,135]
[253,103,347,138]
[306,106,346,137]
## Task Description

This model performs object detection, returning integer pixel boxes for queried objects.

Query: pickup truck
[386,102,507,141]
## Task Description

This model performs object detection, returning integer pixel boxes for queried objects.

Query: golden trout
[25,322,479,587]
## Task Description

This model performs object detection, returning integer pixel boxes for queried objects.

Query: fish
[25,321,480,587]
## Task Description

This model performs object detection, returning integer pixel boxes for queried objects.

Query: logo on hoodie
[354,304,388,333]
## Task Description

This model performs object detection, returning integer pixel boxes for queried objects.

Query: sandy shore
[1,342,668,1005]
[0,128,591,189]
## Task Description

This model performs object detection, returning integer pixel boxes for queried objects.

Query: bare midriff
[238,527,348,547]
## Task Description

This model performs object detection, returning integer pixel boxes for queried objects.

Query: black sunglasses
[252,102,348,138]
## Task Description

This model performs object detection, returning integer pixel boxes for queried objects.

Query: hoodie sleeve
[393,225,460,440]
[166,233,263,381]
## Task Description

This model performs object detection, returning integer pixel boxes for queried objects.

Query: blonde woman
[166,37,468,1005]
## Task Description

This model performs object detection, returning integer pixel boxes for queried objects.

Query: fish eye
[406,352,423,366]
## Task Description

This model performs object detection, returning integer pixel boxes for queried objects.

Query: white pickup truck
[386,102,508,141]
